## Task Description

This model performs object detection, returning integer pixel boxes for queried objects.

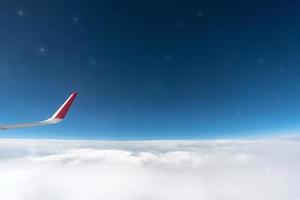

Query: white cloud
[0,138,299,200]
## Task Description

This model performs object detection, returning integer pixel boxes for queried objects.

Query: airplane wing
[0,92,77,130]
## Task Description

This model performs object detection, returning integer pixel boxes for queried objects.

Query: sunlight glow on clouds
[0,138,299,200]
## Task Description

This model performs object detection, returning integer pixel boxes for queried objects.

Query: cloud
[0,138,299,200]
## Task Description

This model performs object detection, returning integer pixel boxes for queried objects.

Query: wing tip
[52,92,78,119]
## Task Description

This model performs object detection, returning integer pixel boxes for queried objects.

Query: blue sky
[1,0,300,140]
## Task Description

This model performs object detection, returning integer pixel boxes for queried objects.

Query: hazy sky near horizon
[1,1,300,139]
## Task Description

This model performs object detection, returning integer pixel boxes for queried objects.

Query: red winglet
[52,92,78,119]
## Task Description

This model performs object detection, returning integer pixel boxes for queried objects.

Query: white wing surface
[0,92,77,130]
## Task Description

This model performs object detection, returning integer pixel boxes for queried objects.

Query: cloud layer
[0,138,299,200]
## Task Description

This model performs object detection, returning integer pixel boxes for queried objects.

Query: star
[73,16,79,23]
[176,21,182,28]
[18,10,24,16]
[38,47,47,54]
[165,53,172,60]
[89,58,97,67]
[197,11,204,17]
[258,58,264,64]
[279,67,285,72]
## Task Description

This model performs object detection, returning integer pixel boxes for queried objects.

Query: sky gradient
[1,0,300,139]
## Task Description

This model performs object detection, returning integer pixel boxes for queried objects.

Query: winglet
[52,92,78,119]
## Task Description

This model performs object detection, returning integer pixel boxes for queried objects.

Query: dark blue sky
[1,0,300,140]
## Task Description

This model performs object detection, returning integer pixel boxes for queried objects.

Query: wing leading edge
[0,92,77,130]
